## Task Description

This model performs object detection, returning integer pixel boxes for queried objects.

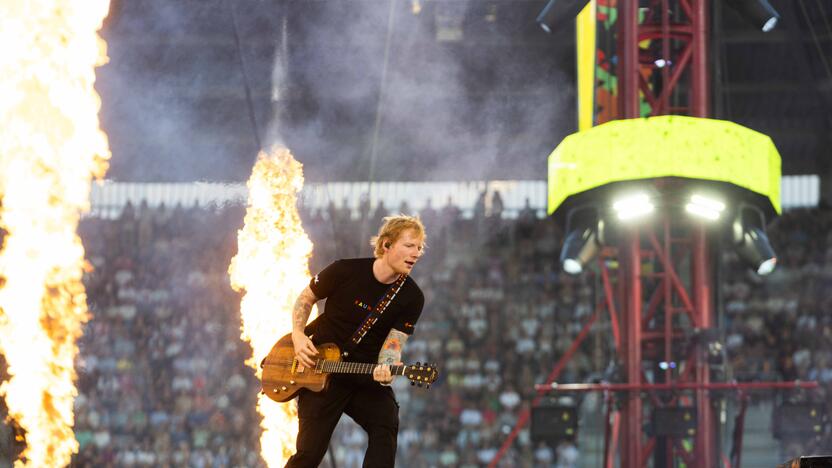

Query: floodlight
[536,0,590,34]
[735,227,777,275]
[560,207,599,275]
[733,204,777,275]
[726,0,780,32]
[685,194,726,221]
[561,228,598,274]
[613,193,654,221]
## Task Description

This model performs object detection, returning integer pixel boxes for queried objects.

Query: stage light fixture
[560,208,599,275]
[536,0,591,34]
[735,226,777,275]
[685,194,726,221]
[613,193,654,221]
[733,204,777,275]
[561,227,598,275]
[726,0,780,32]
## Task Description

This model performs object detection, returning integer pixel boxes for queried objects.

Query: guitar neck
[319,361,406,376]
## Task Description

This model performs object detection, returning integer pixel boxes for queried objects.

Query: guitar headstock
[405,362,439,388]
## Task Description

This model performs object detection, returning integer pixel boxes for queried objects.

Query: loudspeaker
[773,403,825,439]
[651,407,697,437]
[531,404,578,443]
[777,455,832,468]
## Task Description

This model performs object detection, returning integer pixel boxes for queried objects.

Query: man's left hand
[373,362,401,385]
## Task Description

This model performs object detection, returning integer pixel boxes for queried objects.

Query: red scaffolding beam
[612,0,710,121]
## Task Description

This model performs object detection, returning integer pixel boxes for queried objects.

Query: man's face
[384,229,424,274]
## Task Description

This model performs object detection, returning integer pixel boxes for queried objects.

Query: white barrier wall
[89,176,820,219]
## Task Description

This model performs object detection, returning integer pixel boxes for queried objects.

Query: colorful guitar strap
[341,273,407,358]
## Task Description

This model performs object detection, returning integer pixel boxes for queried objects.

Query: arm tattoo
[378,329,409,365]
[292,286,317,332]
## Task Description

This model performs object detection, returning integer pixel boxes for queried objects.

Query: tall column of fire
[228,147,315,467]
[0,1,111,466]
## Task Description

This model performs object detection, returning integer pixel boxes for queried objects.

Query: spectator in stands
[66,198,832,467]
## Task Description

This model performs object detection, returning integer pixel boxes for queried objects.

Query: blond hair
[370,214,426,258]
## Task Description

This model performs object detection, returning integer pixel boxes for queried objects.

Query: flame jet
[229,146,315,467]
[0,0,111,466]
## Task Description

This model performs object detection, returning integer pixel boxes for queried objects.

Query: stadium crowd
[12,194,823,467]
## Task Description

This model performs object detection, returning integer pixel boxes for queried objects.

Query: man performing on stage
[286,215,426,467]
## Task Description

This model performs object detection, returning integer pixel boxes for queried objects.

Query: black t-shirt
[307,258,424,363]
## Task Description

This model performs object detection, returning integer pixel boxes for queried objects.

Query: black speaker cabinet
[773,403,825,439]
[651,407,697,437]
[531,404,578,443]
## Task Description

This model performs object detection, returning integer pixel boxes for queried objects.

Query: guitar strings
[260,360,426,376]
[261,360,411,370]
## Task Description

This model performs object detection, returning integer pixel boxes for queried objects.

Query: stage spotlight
[726,0,780,32]
[613,193,654,221]
[536,0,591,34]
[560,208,599,275]
[735,226,777,275]
[733,205,777,275]
[685,194,726,221]
[561,227,598,275]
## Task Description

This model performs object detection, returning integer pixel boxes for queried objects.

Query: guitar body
[261,333,439,403]
[261,333,342,403]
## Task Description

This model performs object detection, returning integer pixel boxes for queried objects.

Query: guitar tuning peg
[415,361,421,366]
[426,384,431,389]
[410,381,415,386]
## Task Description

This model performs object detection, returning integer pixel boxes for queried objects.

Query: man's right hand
[292,330,318,368]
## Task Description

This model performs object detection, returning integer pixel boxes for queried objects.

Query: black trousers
[285,375,399,468]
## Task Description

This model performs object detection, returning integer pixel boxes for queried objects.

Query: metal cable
[798,0,832,83]
[367,0,397,193]
[227,0,263,151]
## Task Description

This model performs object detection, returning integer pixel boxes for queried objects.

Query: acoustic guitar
[261,333,439,403]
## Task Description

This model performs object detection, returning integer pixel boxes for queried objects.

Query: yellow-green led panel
[547,116,782,215]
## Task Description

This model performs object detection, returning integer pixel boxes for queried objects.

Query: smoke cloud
[98,0,576,183]
[274,0,575,182]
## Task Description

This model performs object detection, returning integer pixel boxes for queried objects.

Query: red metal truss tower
[616,1,714,465]
[617,0,710,120]
[616,216,716,466]
[492,2,803,467]
[593,1,716,464]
